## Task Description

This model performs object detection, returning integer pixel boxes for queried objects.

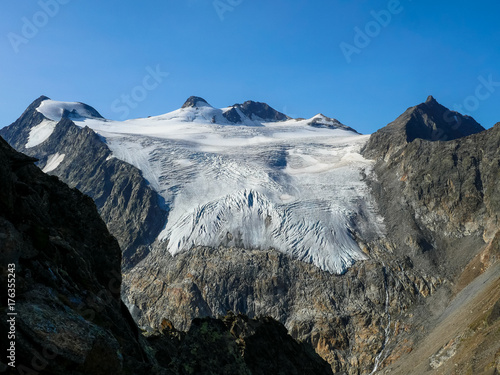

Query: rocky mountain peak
[362,96,485,159]
[19,95,51,117]
[307,113,360,133]
[229,100,289,122]
[425,95,437,104]
[181,96,211,108]
[37,94,50,102]
[419,95,446,113]
[34,98,104,122]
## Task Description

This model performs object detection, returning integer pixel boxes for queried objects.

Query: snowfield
[42,152,65,173]
[26,119,57,148]
[36,100,101,121]
[37,99,385,274]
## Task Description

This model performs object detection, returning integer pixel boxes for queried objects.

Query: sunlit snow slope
[35,99,384,273]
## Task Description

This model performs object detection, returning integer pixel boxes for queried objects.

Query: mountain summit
[223,100,290,123]
[425,94,437,103]
[362,95,485,158]
[36,96,104,121]
[181,96,211,108]
[308,113,360,134]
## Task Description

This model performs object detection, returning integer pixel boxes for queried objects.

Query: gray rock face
[363,120,500,278]
[151,312,334,375]
[0,97,168,269]
[221,106,244,123]
[123,243,440,374]
[361,105,500,373]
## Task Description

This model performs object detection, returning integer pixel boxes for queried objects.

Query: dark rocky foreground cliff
[0,136,333,374]
[0,135,149,374]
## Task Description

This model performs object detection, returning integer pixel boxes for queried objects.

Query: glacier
[36,99,385,274]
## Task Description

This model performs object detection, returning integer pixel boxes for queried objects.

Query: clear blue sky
[1,0,499,133]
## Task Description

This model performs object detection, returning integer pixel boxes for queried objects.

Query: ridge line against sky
[1,0,499,134]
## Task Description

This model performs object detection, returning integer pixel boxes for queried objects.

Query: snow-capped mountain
[4,95,383,274]
[2,95,497,374]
